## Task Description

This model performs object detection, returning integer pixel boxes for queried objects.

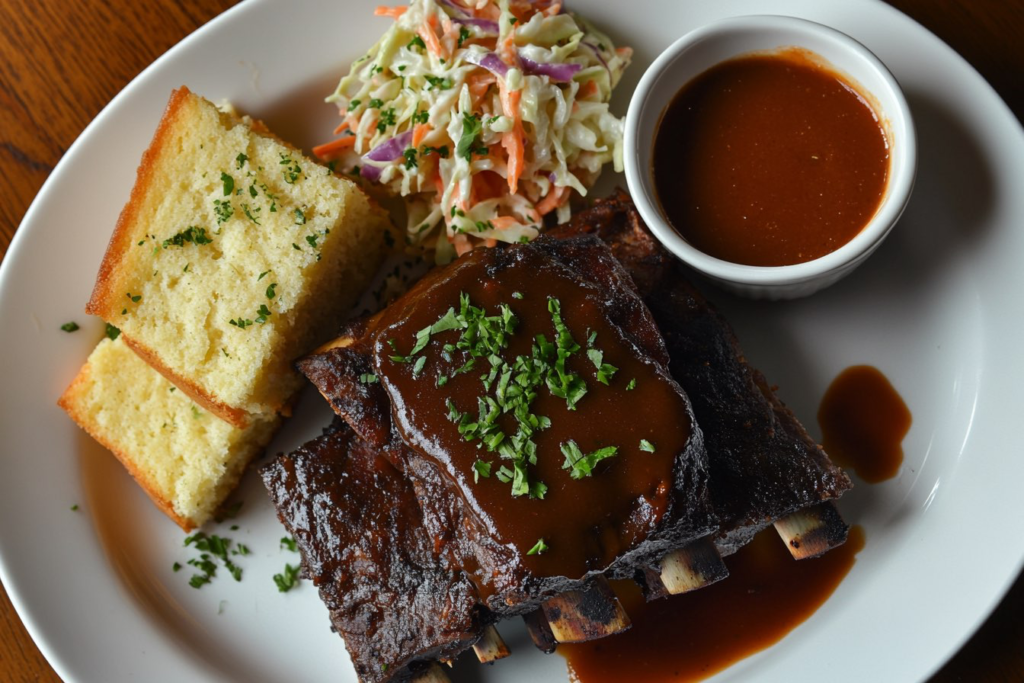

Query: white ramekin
[624,15,917,300]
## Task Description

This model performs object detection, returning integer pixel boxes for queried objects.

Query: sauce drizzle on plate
[818,364,912,483]
[563,526,865,682]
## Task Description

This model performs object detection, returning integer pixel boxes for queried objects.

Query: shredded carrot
[580,80,599,99]
[501,126,525,195]
[490,216,519,230]
[467,71,496,103]
[499,29,517,64]
[535,185,569,216]
[312,135,357,160]
[412,123,432,147]
[333,120,350,135]
[454,234,473,256]
[419,22,443,57]
[497,86,524,193]
[470,171,505,205]
[374,5,407,19]
[484,238,498,247]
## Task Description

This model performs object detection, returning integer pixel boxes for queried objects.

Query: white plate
[1,1,1022,681]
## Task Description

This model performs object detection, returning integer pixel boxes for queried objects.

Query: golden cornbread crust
[87,87,189,312]
[58,338,281,530]
[59,344,197,532]
[85,86,391,424]
[121,333,250,429]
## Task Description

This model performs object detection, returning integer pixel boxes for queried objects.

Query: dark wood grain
[0,1,1020,681]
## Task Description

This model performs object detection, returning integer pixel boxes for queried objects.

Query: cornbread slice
[86,87,391,428]
[59,337,280,530]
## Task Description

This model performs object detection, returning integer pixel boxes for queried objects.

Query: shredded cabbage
[316,0,631,261]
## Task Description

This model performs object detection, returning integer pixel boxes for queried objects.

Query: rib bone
[411,662,451,683]
[541,576,631,643]
[774,501,849,560]
[523,609,558,653]
[472,624,511,664]
[658,537,729,595]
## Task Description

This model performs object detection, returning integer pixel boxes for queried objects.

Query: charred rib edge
[773,501,850,560]
[541,576,631,643]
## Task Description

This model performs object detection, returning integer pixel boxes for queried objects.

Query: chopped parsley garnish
[626,378,637,391]
[172,562,182,572]
[527,538,548,556]
[265,282,277,299]
[376,107,397,133]
[411,109,429,125]
[403,147,418,170]
[235,152,248,169]
[294,207,306,225]
[258,270,271,280]
[191,405,203,419]
[425,74,454,90]
[586,347,618,385]
[126,292,141,303]
[213,199,234,223]
[181,532,248,588]
[639,439,656,453]
[560,440,619,479]
[421,144,450,159]
[512,292,523,300]
[279,153,302,184]
[458,26,471,47]
[347,99,361,111]
[358,373,379,384]
[242,203,261,225]
[305,234,319,249]
[255,304,272,324]
[220,172,234,196]
[273,563,301,592]
[60,322,79,333]
[70,503,79,511]
[546,298,587,409]
[368,98,384,109]
[105,323,121,340]
[230,317,253,329]
[457,113,487,161]
[280,536,298,552]
[407,35,426,51]
[162,225,212,248]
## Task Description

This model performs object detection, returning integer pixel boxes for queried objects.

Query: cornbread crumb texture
[86,87,391,422]
[58,337,280,530]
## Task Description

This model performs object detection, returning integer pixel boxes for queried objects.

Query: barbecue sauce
[370,244,696,582]
[653,49,889,266]
[563,526,865,682]
[817,365,911,483]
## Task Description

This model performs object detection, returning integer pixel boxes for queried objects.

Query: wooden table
[0,0,1021,680]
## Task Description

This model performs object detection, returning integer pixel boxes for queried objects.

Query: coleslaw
[314,0,631,261]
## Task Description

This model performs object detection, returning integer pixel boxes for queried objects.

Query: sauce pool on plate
[818,364,912,483]
[653,48,890,267]
[562,526,865,682]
